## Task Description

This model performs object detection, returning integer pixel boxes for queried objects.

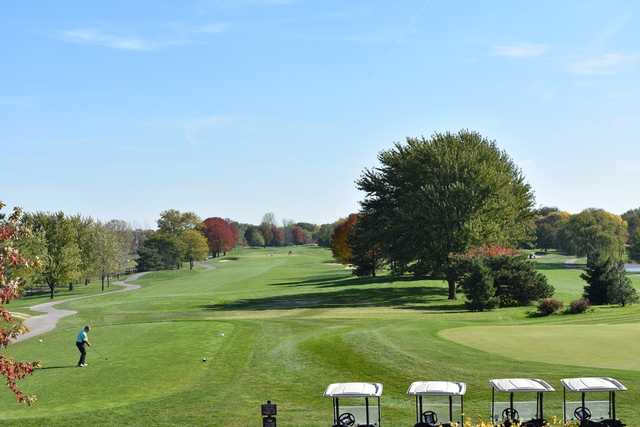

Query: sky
[1,0,639,228]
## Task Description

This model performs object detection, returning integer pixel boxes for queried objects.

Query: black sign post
[261,400,277,427]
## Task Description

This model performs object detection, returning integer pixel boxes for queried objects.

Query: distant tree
[582,252,637,305]
[357,130,535,299]
[137,233,181,271]
[296,222,318,233]
[461,260,497,311]
[291,225,307,245]
[629,227,640,262]
[95,222,118,291]
[622,208,640,237]
[564,209,627,258]
[26,212,81,299]
[69,216,99,288]
[535,211,571,252]
[180,229,209,270]
[272,227,286,246]
[244,226,265,247]
[259,213,277,246]
[314,223,336,247]
[230,221,249,246]
[105,219,133,277]
[535,206,559,217]
[0,202,39,405]
[202,217,235,257]
[330,214,358,264]
[157,209,201,235]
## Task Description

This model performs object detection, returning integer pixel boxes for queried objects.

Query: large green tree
[357,130,535,299]
[157,209,201,235]
[535,210,571,252]
[564,209,627,258]
[26,212,81,299]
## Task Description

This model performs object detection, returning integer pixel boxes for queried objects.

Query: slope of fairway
[1,246,639,426]
[440,323,640,371]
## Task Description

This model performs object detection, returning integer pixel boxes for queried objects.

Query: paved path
[14,272,147,344]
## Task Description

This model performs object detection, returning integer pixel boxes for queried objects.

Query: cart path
[14,272,148,343]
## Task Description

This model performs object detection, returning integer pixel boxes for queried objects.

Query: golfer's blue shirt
[76,330,88,343]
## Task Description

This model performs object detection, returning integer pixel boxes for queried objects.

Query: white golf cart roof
[324,382,383,398]
[489,378,555,393]
[561,377,627,392]
[407,381,467,396]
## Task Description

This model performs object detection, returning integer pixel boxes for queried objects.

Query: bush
[537,298,564,316]
[566,298,591,314]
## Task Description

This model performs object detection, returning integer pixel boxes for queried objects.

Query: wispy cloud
[60,29,169,51]
[568,52,638,75]
[147,115,236,145]
[59,23,228,51]
[493,43,547,58]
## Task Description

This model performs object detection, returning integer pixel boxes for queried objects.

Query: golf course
[2,245,639,426]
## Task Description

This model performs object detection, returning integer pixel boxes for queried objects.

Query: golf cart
[324,382,383,427]
[407,381,466,427]
[561,377,627,427]
[489,378,555,427]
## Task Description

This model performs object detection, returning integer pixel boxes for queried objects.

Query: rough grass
[1,246,639,425]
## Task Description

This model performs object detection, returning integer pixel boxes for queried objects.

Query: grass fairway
[1,247,639,425]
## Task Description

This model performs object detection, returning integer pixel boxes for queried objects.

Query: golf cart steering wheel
[421,410,438,426]
[502,408,520,421]
[574,406,592,421]
[338,412,356,426]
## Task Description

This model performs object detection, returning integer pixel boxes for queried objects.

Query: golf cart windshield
[325,382,383,427]
[489,378,555,425]
[561,377,627,425]
[407,381,466,426]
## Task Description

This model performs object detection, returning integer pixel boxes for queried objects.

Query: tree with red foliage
[272,227,285,246]
[291,225,307,245]
[202,217,236,257]
[463,245,519,258]
[331,214,358,264]
[0,201,39,405]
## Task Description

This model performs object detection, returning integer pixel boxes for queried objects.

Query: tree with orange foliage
[330,214,358,264]
[0,201,39,404]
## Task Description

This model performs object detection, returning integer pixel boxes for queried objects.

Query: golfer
[76,325,91,367]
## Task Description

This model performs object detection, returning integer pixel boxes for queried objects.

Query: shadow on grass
[203,285,463,311]
[269,274,435,289]
[38,365,77,370]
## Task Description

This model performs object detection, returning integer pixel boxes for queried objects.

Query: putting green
[440,323,640,371]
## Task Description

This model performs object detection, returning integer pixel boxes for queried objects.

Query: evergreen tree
[582,252,637,305]
[461,260,497,311]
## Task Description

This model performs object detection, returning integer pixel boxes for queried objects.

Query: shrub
[486,255,555,306]
[461,260,497,311]
[566,298,591,314]
[537,298,564,316]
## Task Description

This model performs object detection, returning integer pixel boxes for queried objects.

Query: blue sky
[1,1,639,228]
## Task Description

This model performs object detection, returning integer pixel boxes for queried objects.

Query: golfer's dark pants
[76,342,86,366]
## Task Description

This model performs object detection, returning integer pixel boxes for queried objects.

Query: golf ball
[38,339,43,343]
[202,357,207,362]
